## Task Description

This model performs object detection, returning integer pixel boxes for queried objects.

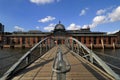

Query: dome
[54,23,65,32]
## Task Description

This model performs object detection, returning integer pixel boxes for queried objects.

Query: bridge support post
[40,44,42,55]
[26,54,30,64]
[72,40,73,51]
[90,51,93,63]
[77,45,80,54]
[45,41,48,51]
[57,51,66,80]
[52,47,71,80]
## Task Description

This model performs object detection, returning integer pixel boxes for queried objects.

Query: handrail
[0,37,55,80]
[65,37,120,80]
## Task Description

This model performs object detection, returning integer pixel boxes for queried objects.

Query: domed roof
[54,21,65,32]
[54,24,65,30]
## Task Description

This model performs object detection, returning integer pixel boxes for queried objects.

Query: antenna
[59,21,61,24]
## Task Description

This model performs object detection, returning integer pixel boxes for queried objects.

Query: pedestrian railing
[0,37,55,80]
[65,37,120,80]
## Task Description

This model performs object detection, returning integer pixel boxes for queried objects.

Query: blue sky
[0,0,120,33]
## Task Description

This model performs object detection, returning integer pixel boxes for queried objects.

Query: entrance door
[58,39,61,44]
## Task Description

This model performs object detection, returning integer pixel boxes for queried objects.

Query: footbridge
[0,37,120,80]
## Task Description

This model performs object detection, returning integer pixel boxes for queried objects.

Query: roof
[5,32,52,37]
[54,23,66,32]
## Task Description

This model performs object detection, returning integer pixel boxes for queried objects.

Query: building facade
[0,23,119,49]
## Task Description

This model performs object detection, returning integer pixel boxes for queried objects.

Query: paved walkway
[12,45,110,80]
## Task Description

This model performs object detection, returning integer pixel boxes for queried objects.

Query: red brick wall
[86,37,89,44]
[81,37,84,43]
[20,37,22,45]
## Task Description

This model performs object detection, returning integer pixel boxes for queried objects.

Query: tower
[0,23,4,34]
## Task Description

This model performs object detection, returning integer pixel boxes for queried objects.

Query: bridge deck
[12,45,110,80]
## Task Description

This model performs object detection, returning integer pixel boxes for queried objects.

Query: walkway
[12,45,110,80]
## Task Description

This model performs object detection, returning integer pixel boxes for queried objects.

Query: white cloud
[90,16,106,28]
[80,6,120,29]
[108,6,120,22]
[82,25,89,29]
[67,23,81,30]
[36,26,40,29]
[30,0,55,5]
[96,9,106,15]
[80,10,86,16]
[14,26,24,32]
[79,8,88,16]
[107,29,120,34]
[38,16,56,23]
[44,23,55,31]
[82,16,106,29]
[93,16,106,24]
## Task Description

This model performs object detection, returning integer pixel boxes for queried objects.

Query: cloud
[82,25,89,29]
[38,16,56,23]
[30,0,54,4]
[84,16,106,28]
[30,0,59,5]
[93,16,106,24]
[80,10,86,16]
[96,9,106,15]
[79,8,88,16]
[44,23,55,31]
[81,16,106,29]
[108,6,120,22]
[14,26,24,32]
[36,26,40,29]
[67,23,81,30]
[84,6,120,29]
[107,29,120,34]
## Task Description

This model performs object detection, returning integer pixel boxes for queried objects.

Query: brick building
[0,23,119,49]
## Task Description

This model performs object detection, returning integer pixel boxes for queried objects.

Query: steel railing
[65,37,120,80]
[0,37,55,80]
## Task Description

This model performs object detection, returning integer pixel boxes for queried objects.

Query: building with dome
[0,22,119,49]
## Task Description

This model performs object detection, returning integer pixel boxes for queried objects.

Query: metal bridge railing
[0,37,55,80]
[94,50,120,75]
[65,37,120,80]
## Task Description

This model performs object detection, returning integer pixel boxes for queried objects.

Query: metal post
[77,44,80,54]
[26,54,30,64]
[72,40,73,51]
[90,50,93,63]
[40,44,42,55]
[46,41,48,51]
[67,40,70,48]
[57,51,66,80]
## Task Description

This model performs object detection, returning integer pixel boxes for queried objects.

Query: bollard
[52,47,71,80]
[57,52,66,80]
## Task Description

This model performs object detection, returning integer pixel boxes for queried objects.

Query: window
[84,37,86,44]
[33,37,36,44]
[79,37,81,42]
[108,37,111,44]
[38,37,41,42]
[94,37,96,44]
[27,37,30,44]
[18,37,20,44]
[22,37,25,44]
[99,39,101,44]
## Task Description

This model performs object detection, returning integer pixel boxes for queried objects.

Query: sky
[0,0,120,33]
